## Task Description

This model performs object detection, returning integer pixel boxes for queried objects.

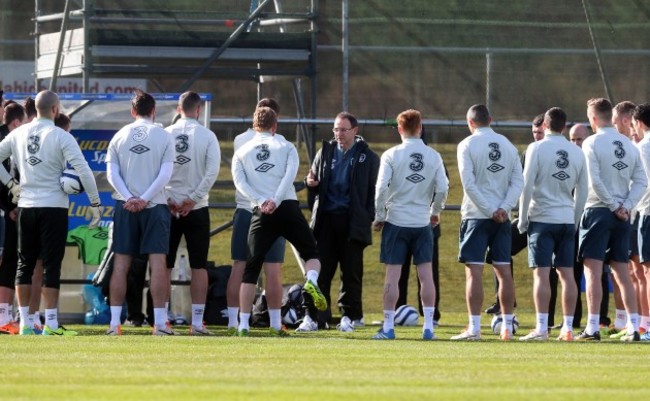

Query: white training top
[232,131,298,208]
[518,132,588,233]
[582,126,646,211]
[165,117,221,209]
[106,118,175,205]
[457,126,524,219]
[375,137,449,227]
[634,132,650,216]
[233,128,288,211]
[0,118,100,208]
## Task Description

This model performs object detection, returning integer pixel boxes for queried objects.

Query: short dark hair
[633,104,650,128]
[54,112,71,131]
[257,98,280,115]
[2,103,25,125]
[614,101,637,117]
[253,106,277,131]
[131,89,155,117]
[335,111,358,129]
[544,107,567,133]
[587,98,613,121]
[467,104,491,126]
[179,91,201,114]
[532,113,544,127]
[23,97,36,118]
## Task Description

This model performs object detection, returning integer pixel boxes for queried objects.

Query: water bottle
[178,255,187,281]
[171,255,189,325]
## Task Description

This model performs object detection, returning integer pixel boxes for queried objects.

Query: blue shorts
[638,215,650,264]
[112,202,170,255]
[578,207,630,264]
[458,219,511,265]
[230,208,285,263]
[630,213,640,258]
[380,222,433,265]
[527,222,574,268]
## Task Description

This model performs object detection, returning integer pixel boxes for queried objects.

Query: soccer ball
[282,307,299,325]
[60,168,84,194]
[490,314,519,334]
[395,305,419,326]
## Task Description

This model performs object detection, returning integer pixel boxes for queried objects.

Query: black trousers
[0,213,18,289]
[397,224,441,321]
[313,212,365,322]
[16,207,67,289]
[243,200,318,284]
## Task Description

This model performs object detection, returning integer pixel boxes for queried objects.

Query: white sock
[154,308,168,328]
[562,315,574,332]
[227,307,239,328]
[269,309,282,330]
[586,313,599,335]
[423,307,435,331]
[641,315,650,330]
[45,308,58,330]
[238,312,250,331]
[34,311,40,324]
[627,313,640,334]
[383,310,395,332]
[28,314,38,328]
[535,312,549,334]
[110,306,122,327]
[19,307,29,329]
[503,314,514,333]
[191,304,204,328]
[0,303,10,325]
[306,269,319,283]
[469,315,481,334]
[614,309,626,329]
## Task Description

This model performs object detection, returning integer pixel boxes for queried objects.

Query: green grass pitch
[1,321,647,401]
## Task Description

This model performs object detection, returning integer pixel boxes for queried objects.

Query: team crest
[359,154,366,163]
[132,126,148,142]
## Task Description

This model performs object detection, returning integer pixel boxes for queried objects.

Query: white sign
[0,61,146,94]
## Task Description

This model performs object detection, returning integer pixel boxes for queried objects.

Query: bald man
[0,90,102,336]
[569,124,589,148]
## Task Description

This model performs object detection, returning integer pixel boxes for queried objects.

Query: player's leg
[452,219,488,340]
[227,209,251,332]
[39,208,71,335]
[184,208,211,334]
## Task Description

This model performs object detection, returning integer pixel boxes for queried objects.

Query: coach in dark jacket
[303,112,379,330]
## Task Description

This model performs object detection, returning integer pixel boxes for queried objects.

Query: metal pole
[82,0,91,92]
[34,0,40,90]
[179,0,273,92]
[581,0,614,102]
[49,0,71,91]
[341,0,349,112]
[485,51,492,111]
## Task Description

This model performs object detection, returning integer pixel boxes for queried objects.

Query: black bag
[251,284,305,328]
[203,264,231,325]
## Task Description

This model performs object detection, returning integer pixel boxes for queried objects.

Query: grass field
[2,140,640,401]
[1,321,648,401]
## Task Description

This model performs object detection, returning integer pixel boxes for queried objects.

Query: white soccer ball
[491,314,519,334]
[60,168,84,194]
[282,307,299,325]
[395,304,419,326]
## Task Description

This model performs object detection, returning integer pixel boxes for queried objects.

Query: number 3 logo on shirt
[409,153,424,172]
[613,140,625,159]
[27,136,40,154]
[488,142,501,161]
[256,144,270,161]
[555,150,569,169]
